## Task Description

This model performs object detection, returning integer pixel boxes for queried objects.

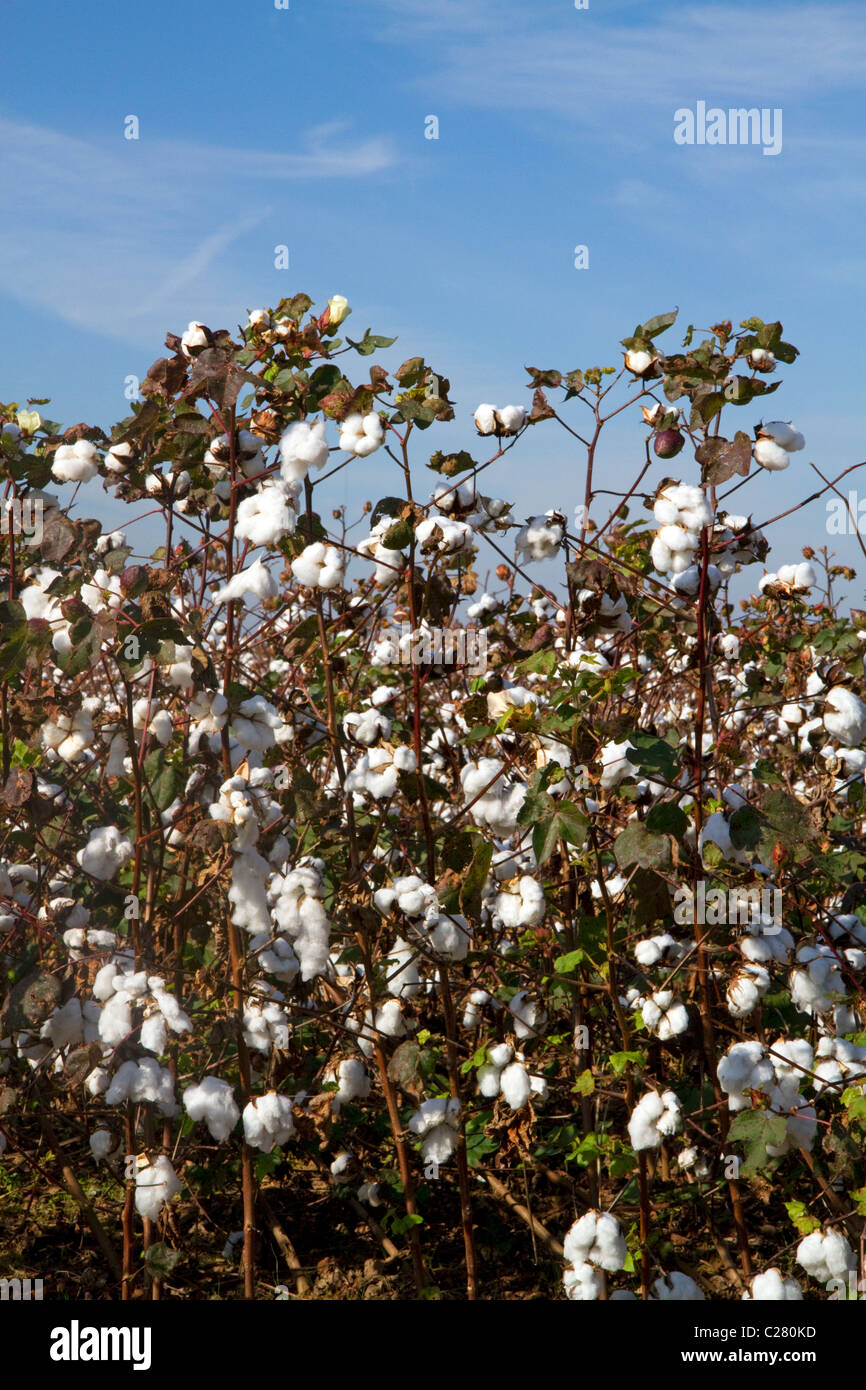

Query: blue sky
[2,0,866,590]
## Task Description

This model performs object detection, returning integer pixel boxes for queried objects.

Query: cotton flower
[340,412,385,457]
[279,421,329,482]
[327,295,350,327]
[184,1077,240,1142]
[135,1155,182,1221]
[291,542,344,589]
[51,440,99,483]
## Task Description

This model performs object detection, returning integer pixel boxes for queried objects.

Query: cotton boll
[516,512,564,562]
[233,695,287,751]
[135,1155,181,1222]
[271,861,331,980]
[51,440,99,483]
[824,687,866,747]
[214,558,278,607]
[717,1041,774,1110]
[385,937,422,999]
[496,405,525,435]
[796,1228,856,1284]
[474,404,498,435]
[642,990,690,1039]
[563,1262,603,1300]
[243,1092,295,1151]
[339,412,385,458]
[140,1011,168,1055]
[599,740,638,790]
[508,990,547,1040]
[462,988,489,1030]
[181,321,209,356]
[104,1058,178,1116]
[408,1097,461,1165]
[634,932,679,968]
[758,421,805,452]
[235,484,297,547]
[652,1272,705,1301]
[627,1089,681,1150]
[500,1061,531,1110]
[790,944,845,1015]
[97,991,134,1048]
[494,876,545,929]
[89,1129,115,1164]
[426,912,471,961]
[746,1269,803,1301]
[726,964,771,1018]
[336,1059,370,1106]
[278,421,329,482]
[41,998,84,1049]
[563,1210,627,1273]
[291,542,345,590]
[753,439,790,471]
[183,1077,241,1142]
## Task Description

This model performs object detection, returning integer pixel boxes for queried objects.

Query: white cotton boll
[41,707,94,763]
[759,421,805,452]
[462,988,489,1030]
[77,822,135,880]
[650,537,673,573]
[726,965,770,1018]
[427,912,471,961]
[140,1012,168,1055]
[183,1077,240,1142]
[408,1097,460,1165]
[474,404,498,435]
[516,513,564,562]
[508,990,546,1040]
[746,1269,803,1301]
[628,1089,681,1150]
[243,1092,295,1151]
[653,495,681,526]
[104,1058,178,1115]
[488,1042,514,1069]
[563,1211,627,1273]
[234,695,286,751]
[494,876,545,929]
[652,1272,705,1301]
[824,686,866,747]
[340,412,385,457]
[278,420,329,482]
[385,937,422,998]
[496,405,526,435]
[89,1129,114,1164]
[699,811,746,865]
[214,558,278,607]
[790,944,844,1015]
[336,1059,370,1106]
[634,933,678,968]
[374,999,408,1038]
[235,484,297,547]
[599,740,638,790]
[291,541,345,589]
[478,1064,504,1098]
[135,1155,181,1222]
[564,1262,603,1300]
[625,349,655,375]
[500,1061,531,1110]
[51,440,99,483]
[796,1228,856,1284]
[41,998,83,1049]
[181,321,208,355]
[86,1065,110,1096]
[344,708,392,746]
[717,1041,774,1110]
[657,524,696,553]
[97,992,134,1048]
[753,438,790,471]
[642,990,690,1040]
[271,862,331,980]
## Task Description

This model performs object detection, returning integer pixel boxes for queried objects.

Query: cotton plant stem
[371,1038,427,1296]
[122,1109,136,1299]
[437,964,478,1300]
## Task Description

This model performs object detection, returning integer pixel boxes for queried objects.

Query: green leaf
[609,1050,645,1076]
[785,1199,820,1236]
[729,804,762,850]
[728,1108,788,1176]
[460,840,493,920]
[614,821,672,871]
[554,949,585,974]
[645,802,688,839]
[347,330,397,357]
[641,309,678,340]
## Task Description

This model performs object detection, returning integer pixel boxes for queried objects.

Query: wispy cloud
[0,118,397,346]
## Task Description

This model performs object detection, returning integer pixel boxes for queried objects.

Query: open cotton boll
[753,439,790,471]
[745,1269,803,1301]
[823,686,866,747]
[473,404,498,435]
[494,876,546,929]
[563,1262,603,1300]
[790,944,845,1014]
[625,348,656,376]
[76,825,134,880]
[243,1092,295,1151]
[339,412,385,457]
[51,439,99,483]
[271,863,332,981]
[796,1228,856,1284]
[699,811,748,865]
[599,739,638,790]
[278,420,329,482]
[627,1089,681,1150]
[344,708,392,746]
[634,932,680,968]
[291,541,345,589]
[385,937,422,998]
[183,1077,240,1142]
[516,512,564,562]
[214,558,278,606]
[233,695,287,751]
[408,1097,461,1165]
[336,1058,370,1106]
[500,1060,532,1110]
[135,1155,181,1222]
[235,484,297,547]
[104,1058,178,1115]
[41,707,94,763]
[462,988,489,1030]
[426,911,470,961]
[496,405,526,434]
[652,1272,705,1301]
[758,421,805,452]
[564,1210,627,1273]
[459,758,527,835]
[726,964,771,1018]
[508,990,547,1040]
[89,1129,115,1164]
[642,990,690,1039]
[717,1040,774,1110]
